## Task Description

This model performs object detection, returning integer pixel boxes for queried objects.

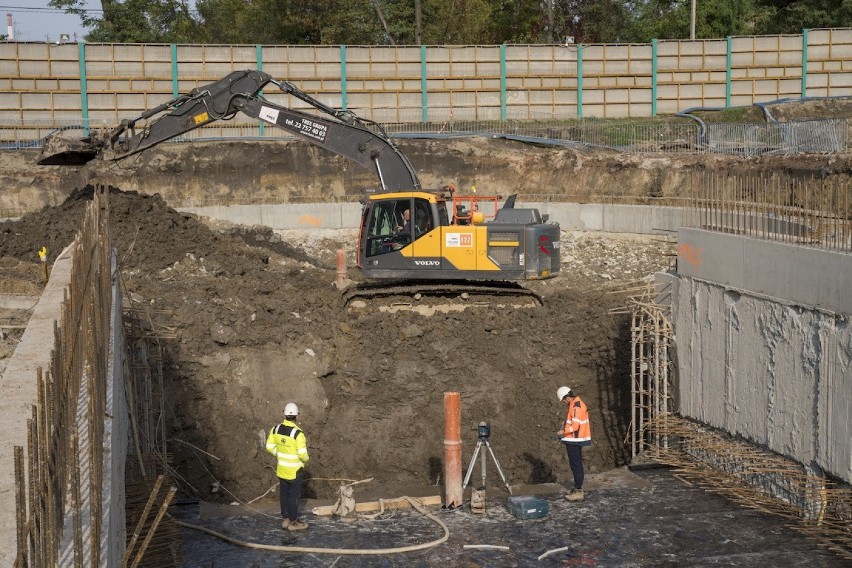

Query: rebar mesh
[13,185,179,566]
[626,284,675,459]
[644,415,852,560]
[14,185,112,566]
[683,171,852,254]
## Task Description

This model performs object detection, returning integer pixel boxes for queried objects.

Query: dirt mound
[0,188,671,503]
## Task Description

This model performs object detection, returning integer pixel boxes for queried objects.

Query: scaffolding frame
[629,284,675,458]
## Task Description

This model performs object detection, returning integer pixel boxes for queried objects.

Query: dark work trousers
[564,443,584,490]
[279,469,304,521]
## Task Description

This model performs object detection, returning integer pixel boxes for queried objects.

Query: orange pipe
[335,249,346,285]
[443,391,462,508]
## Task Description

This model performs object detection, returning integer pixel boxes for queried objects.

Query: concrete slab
[173,468,845,566]
[0,243,74,567]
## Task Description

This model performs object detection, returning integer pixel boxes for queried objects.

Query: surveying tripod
[462,422,513,495]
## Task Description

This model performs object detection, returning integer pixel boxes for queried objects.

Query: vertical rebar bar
[631,311,638,458]
[130,486,177,568]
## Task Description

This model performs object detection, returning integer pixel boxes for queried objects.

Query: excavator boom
[38,69,560,296]
[38,69,420,192]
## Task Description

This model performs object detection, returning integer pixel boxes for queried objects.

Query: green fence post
[801,29,809,98]
[171,44,178,98]
[577,44,583,118]
[420,45,428,122]
[256,44,265,136]
[78,42,89,136]
[500,43,507,121]
[725,36,732,108]
[651,38,658,117]
[340,45,348,111]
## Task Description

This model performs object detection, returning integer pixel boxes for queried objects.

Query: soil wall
[2,139,851,216]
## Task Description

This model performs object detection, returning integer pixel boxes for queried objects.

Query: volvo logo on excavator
[414,260,441,266]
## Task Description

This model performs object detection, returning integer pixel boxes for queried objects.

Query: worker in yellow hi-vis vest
[38,246,48,284]
[265,402,310,531]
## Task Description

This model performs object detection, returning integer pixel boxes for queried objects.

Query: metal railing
[703,119,848,156]
[0,114,847,156]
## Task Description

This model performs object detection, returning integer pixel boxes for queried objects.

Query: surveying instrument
[462,422,513,496]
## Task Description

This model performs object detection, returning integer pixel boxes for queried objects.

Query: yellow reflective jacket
[265,419,309,480]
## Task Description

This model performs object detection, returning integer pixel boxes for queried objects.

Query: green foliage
[50,0,200,42]
[755,0,852,34]
[627,0,762,41]
[49,0,851,45]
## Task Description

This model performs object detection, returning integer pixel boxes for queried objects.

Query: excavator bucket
[37,132,100,166]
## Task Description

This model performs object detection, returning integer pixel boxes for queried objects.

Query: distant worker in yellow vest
[556,386,591,501]
[266,402,310,531]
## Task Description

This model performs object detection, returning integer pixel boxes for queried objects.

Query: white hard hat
[284,402,299,416]
[556,386,572,401]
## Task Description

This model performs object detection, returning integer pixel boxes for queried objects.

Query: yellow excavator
[39,70,560,302]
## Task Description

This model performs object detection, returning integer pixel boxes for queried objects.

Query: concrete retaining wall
[0,246,127,566]
[103,253,128,566]
[0,248,74,566]
[180,202,689,234]
[673,229,852,483]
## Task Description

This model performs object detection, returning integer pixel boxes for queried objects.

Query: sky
[1,0,93,42]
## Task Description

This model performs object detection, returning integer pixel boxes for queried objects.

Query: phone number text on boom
[285,118,328,142]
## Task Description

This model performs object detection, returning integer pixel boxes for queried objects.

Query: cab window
[365,199,411,257]
[365,198,435,257]
[413,199,432,237]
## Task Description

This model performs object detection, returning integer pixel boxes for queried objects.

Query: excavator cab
[357,190,559,283]
[358,192,450,272]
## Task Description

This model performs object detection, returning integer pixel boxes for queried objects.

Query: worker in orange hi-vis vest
[556,386,591,501]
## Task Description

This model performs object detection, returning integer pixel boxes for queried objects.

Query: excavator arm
[39,69,421,192]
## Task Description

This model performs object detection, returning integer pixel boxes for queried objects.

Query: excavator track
[341,281,543,308]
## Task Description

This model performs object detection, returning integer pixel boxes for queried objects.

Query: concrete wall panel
[677,228,852,315]
[675,275,851,483]
[819,320,852,481]
[181,202,691,235]
[673,230,852,482]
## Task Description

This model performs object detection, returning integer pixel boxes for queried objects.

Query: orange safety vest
[560,396,591,444]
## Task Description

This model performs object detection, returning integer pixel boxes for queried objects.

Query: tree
[557,0,634,43]
[490,0,547,43]
[627,0,760,41]
[755,0,852,34]
[49,0,200,43]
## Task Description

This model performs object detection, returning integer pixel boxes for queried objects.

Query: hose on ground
[170,496,450,555]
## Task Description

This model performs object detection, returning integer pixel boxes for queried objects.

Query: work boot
[281,519,290,529]
[287,520,309,531]
[565,488,584,502]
